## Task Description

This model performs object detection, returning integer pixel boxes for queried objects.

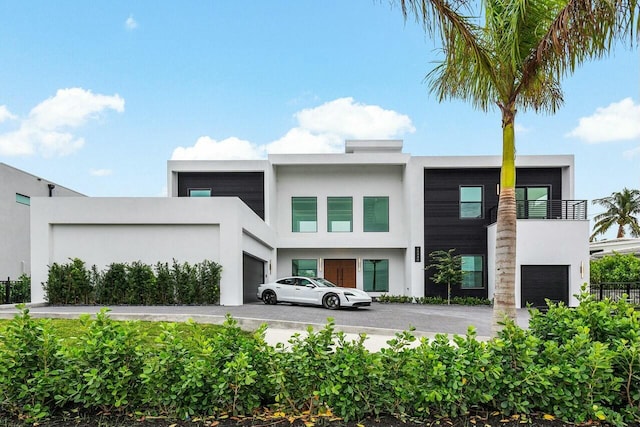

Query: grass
[0,317,228,348]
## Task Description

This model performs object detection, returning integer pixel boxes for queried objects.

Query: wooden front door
[324,259,356,288]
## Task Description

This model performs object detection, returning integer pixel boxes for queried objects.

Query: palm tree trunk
[492,104,518,335]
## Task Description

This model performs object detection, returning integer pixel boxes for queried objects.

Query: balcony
[489,199,587,223]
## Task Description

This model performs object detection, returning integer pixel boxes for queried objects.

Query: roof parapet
[345,140,403,153]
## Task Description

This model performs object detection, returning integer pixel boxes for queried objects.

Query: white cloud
[514,123,530,134]
[0,105,17,123]
[125,15,138,30]
[171,97,415,160]
[171,136,266,160]
[90,168,113,177]
[566,98,640,143]
[0,88,124,157]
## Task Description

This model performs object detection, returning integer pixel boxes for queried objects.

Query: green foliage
[44,258,92,304]
[426,249,463,304]
[8,274,31,303]
[3,293,640,424]
[590,253,640,283]
[44,258,221,305]
[378,294,491,305]
[64,309,145,411]
[0,306,66,420]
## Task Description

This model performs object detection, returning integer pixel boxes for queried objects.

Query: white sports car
[257,276,372,309]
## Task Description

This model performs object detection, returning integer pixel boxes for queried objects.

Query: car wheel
[262,290,277,305]
[322,293,340,310]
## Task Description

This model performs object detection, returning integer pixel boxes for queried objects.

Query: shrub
[44,258,92,304]
[9,274,31,303]
[591,253,640,283]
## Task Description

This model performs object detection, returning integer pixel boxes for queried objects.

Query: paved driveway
[0,302,530,340]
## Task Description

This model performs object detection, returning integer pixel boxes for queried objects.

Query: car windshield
[312,278,337,287]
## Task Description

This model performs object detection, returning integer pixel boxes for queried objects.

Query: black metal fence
[590,282,640,305]
[489,199,588,223]
[2,276,31,304]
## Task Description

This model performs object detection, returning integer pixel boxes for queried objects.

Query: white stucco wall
[487,220,590,308]
[31,197,276,305]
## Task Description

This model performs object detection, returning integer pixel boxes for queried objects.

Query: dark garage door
[521,265,569,308]
[243,253,264,303]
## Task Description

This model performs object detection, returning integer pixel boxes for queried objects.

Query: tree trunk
[492,105,518,335]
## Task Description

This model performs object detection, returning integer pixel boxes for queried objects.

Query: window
[363,197,389,232]
[292,197,317,232]
[460,186,483,218]
[292,259,317,277]
[327,197,353,232]
[516,187,549,219]
[363,259,389,292]
[15,193,30,206]
[461,255,483,288]
[189,189,211,197]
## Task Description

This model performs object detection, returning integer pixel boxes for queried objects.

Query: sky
[0,1,639,235]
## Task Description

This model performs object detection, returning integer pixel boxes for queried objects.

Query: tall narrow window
[292,197,317,232]
[328,197,353,232]
[363,196,389,232]
[189,189,211,197]
[363,259,389,292]
[460,186,483,218]
[292,259,317,277]
[15,193,30,206]
[461,255,484,288]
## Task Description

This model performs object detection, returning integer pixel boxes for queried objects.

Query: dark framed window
[363,259,389,292]
[292,259,317,277]
[516,186,549,219]
[292,197,317,232]
[460,186,483,219]
[15,193,30,206]
[328,197,353,232]
[189,188,211,197]
[363,196,389,232]
[461,255,484,288]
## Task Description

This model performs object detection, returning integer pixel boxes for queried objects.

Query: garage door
[243,253,264,303]
[521,265,569,308]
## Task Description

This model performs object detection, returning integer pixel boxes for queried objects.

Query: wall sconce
[357,258,362,272]
[580,261,584,279]
[496,184,500,195]
[319,258,323,272]
[269,261,272,274]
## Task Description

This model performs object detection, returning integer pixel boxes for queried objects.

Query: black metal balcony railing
[489,199,587,223]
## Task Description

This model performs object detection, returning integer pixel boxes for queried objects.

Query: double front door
[324,259,356,288]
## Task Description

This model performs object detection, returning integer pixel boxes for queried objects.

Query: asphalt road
[0,302,531,340]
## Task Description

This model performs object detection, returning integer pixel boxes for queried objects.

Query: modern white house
[0,163,83,281]
[30,140,590,307]
[590,238,640,259]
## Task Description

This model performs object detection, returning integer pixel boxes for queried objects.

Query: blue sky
[1,1,638,231]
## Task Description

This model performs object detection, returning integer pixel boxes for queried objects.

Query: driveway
[0,302,531,342]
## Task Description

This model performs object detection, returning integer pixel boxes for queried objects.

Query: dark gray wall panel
[243,253,264,303]
[177,172,265,219]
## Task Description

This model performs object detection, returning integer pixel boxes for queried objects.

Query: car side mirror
[305,284,315,288]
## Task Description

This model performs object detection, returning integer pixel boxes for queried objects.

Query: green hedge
[377,294,491,305]
[1,291,639,425]
[591,253,640,283]
[44,258,221,305]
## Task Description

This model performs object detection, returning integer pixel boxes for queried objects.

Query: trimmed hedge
[1,290,639,425]
[44,258,221,305]
[377,294,492,305]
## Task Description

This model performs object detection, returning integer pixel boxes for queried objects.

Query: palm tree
[396,0,638,334]
[590,188,640,240]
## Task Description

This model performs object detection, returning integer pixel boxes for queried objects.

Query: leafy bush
[44,259,221,305]
[591,253,640,283]
[3,293,640,425]
[8,274,31,303]
[378,294,491,305]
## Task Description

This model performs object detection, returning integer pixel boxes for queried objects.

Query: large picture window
[363,196,389,232]
[328,197,353,232]
[461,255,483,288]
[292,259,317,277]
[363,259,389,292]
[460,186,483,219]
[292,197,317,232]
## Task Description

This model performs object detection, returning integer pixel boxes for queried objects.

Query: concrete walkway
[0,302,531,351]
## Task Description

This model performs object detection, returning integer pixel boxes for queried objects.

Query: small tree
[426,249,464,305]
